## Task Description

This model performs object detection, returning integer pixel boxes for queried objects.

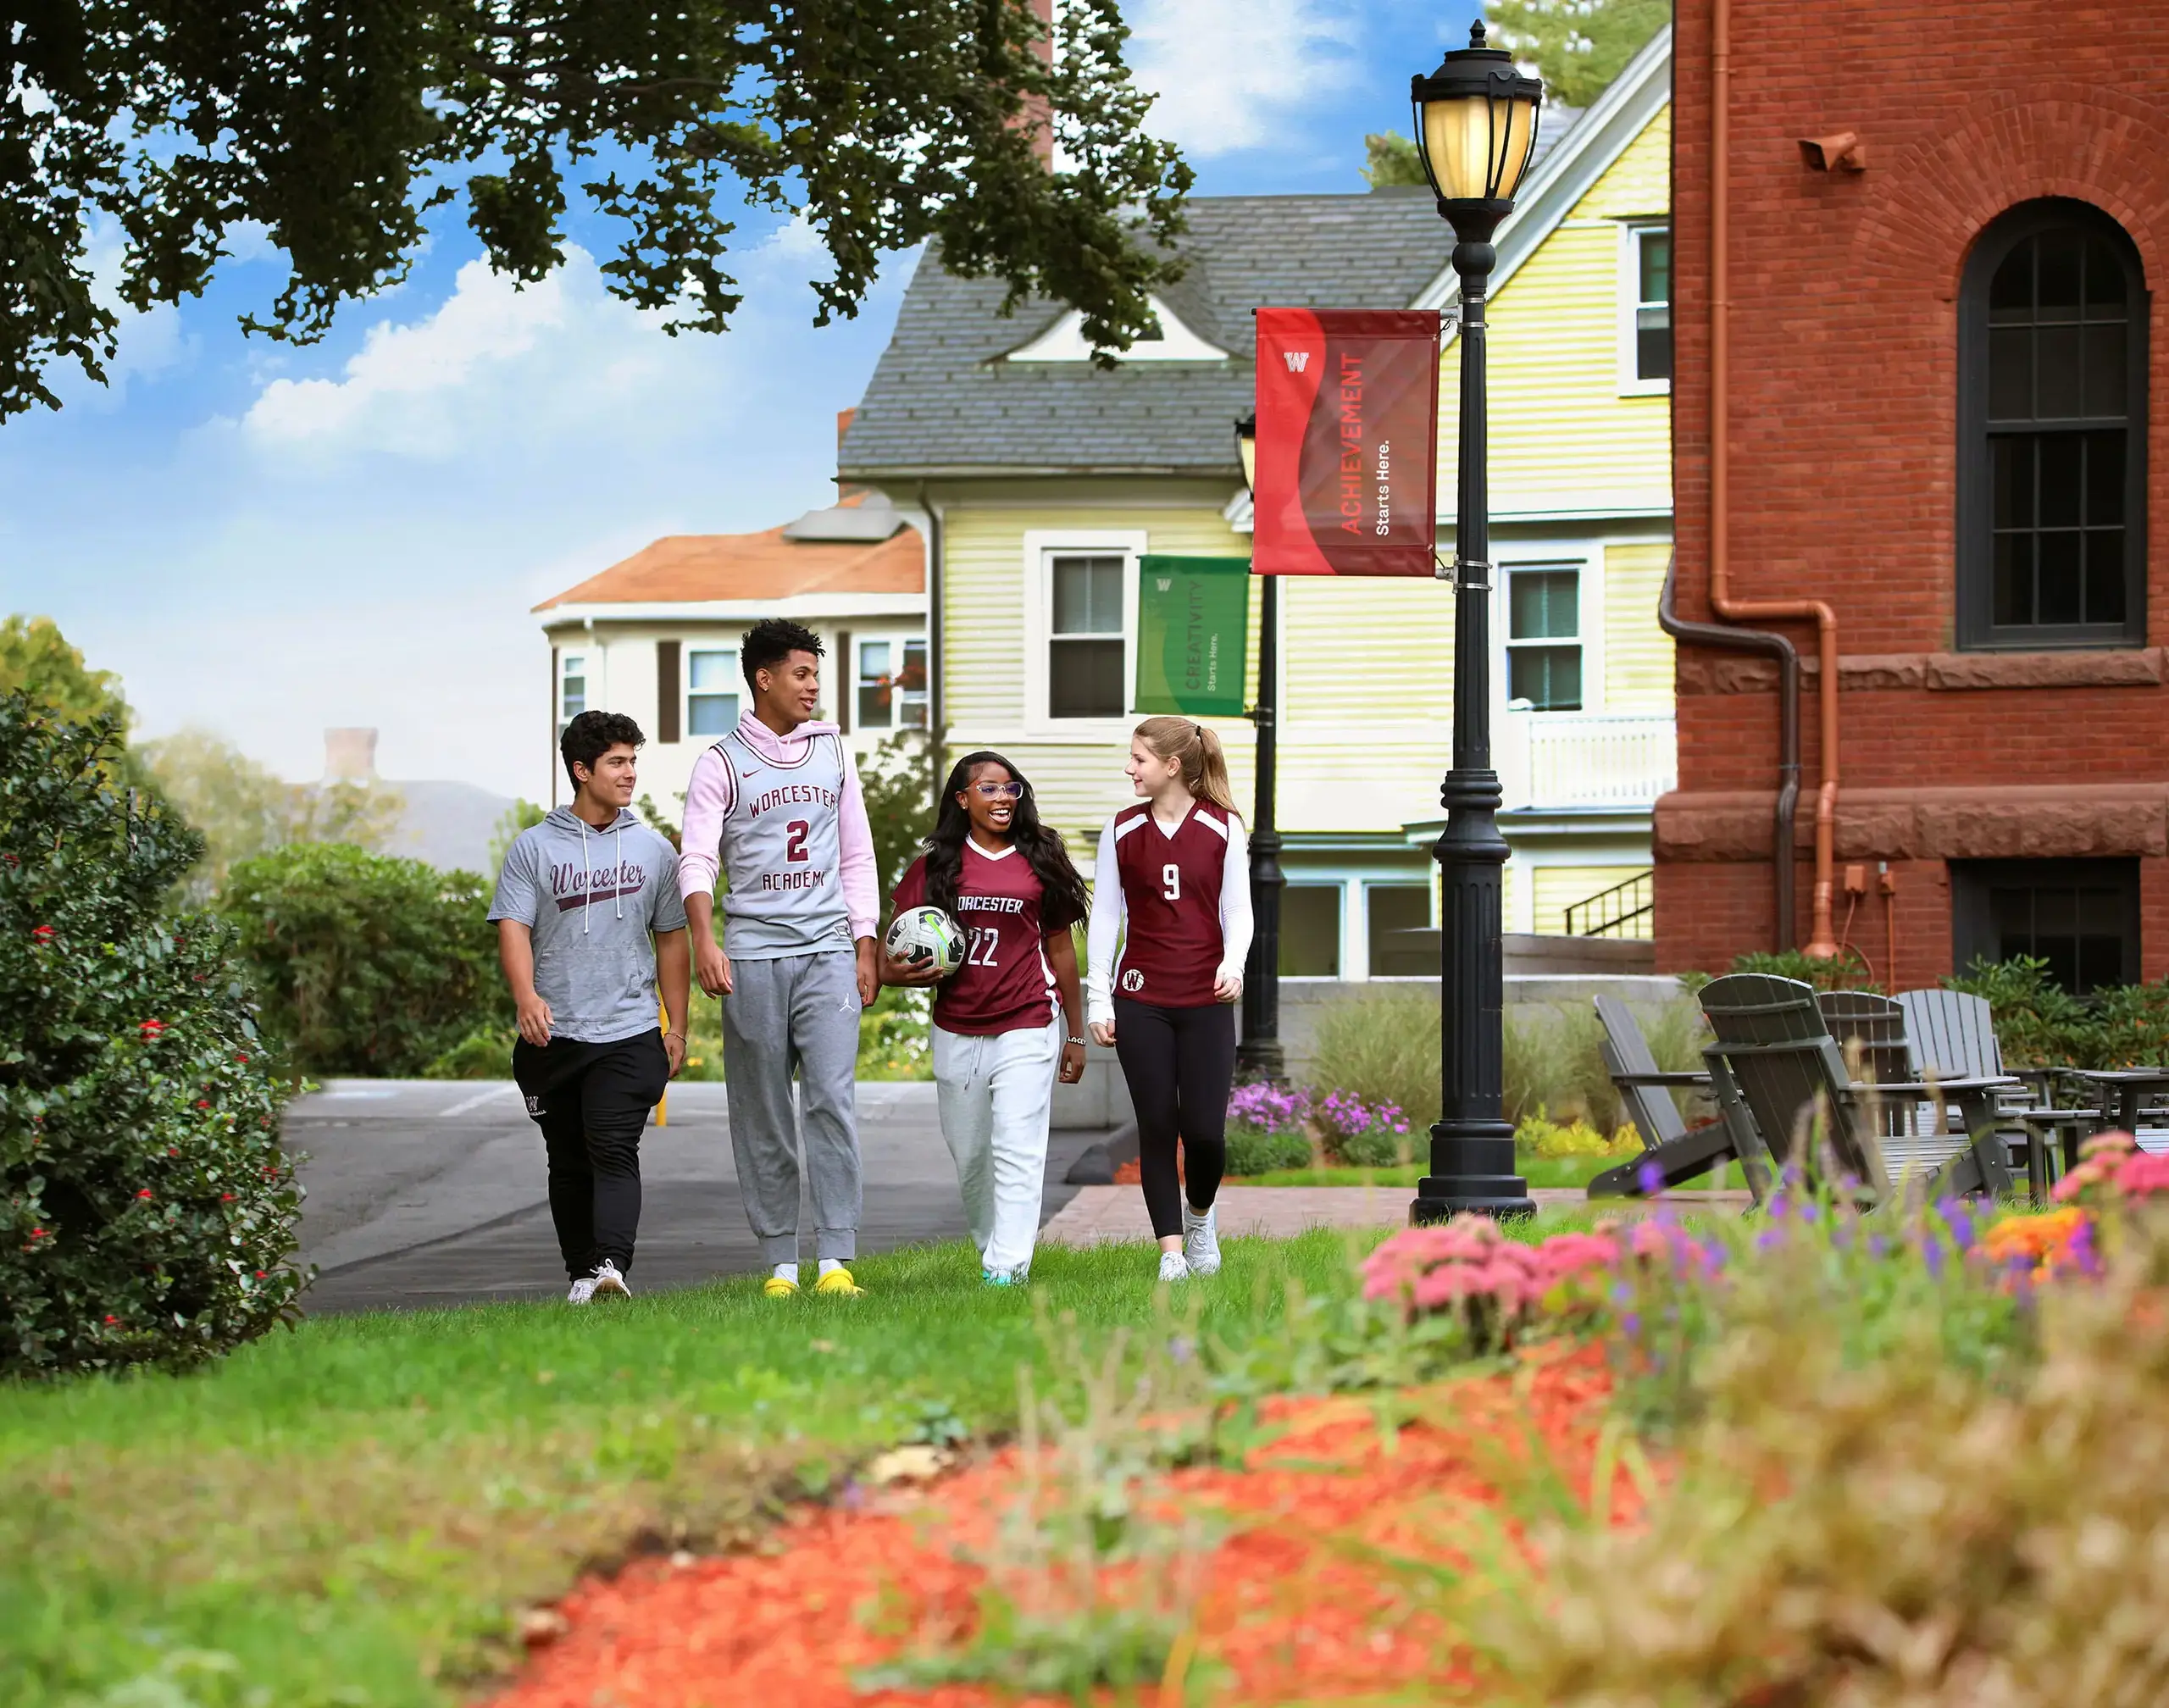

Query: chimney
[324,728,379,785]
[1023,0,1054,168]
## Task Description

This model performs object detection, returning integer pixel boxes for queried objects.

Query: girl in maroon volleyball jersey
[885,751,1090,1284]
[1085,717,1254,1283]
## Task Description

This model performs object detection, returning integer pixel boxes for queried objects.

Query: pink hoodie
[678,713,879,941]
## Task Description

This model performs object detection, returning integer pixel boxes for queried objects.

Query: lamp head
[1234,413,1257,494]
[1410,20,1544,215]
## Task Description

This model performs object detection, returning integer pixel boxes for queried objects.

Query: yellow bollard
[655,995,669,1128]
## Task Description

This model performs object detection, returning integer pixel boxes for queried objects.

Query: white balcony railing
[1497,708,1677,811]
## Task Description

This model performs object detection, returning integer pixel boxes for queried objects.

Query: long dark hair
[923,751,1090,930]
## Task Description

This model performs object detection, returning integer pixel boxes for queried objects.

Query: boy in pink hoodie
[680,618,880,1296]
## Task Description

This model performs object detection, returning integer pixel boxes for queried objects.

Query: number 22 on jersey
[965,926,1000,968]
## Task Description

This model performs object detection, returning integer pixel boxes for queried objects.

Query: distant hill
[376,778,519,875]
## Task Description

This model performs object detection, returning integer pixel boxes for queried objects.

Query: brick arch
[1845,87,2169,297]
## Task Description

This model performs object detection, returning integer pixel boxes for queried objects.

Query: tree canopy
[0,618,127,724]
[2,1,1191,418]
[1485,0,1671,111]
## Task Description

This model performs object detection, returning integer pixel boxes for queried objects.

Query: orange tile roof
[535,521,922,610]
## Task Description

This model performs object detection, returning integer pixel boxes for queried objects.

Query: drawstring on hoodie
[614,824,624,922]
[578,816,628,934]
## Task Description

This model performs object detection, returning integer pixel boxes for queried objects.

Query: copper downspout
[1710,0,1841,957]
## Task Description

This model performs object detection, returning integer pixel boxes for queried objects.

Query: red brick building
[1656,0,2169,994]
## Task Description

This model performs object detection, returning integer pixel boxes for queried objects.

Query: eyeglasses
[972,782,1025,800]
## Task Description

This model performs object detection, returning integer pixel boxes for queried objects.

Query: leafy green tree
[0,696,303,1375]
[219,844,498,1077]
[860,727,945,925]
[139,727,402,896]
[1362,131,1428,191]
[5,0,1191,417]
[1486,0,1672,110]
[0,616,127,724]
[488,797,548,874]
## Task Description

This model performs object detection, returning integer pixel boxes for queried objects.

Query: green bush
[1727,946,1879,991]
[1224,1122,1314,1175]
[0,697,303,1375]
[424,1024,517,1079]
[219,843,498,1077]
[1310,990,1706,1134]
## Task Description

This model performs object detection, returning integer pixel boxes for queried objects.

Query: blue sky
[0,1,1473,801]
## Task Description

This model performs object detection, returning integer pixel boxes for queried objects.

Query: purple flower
[1800,1200,1821,1224]
[1867,1234,1889,1260]
[1637,1158,1665,1197]
[1609,1278,1634,1306]
[1756,1227,1785,1252]
[1621,1312,1642,1337]
[1937,1199,1978,1253]
[1921,1235,1946,1278]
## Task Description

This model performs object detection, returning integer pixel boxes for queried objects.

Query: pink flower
[139,1018,165,1041]
[31,923,53,944]
[2113,1152,2169,1199]
[136,1189,153,1200]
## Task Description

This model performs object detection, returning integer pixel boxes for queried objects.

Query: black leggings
[1112,998,1237,1239]
[513,1029,669,1279]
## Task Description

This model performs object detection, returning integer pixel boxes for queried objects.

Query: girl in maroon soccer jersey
[885,751,1090,1284]
[1085,717,1254,1283]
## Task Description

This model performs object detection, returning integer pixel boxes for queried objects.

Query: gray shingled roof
[839,114,1586,481]
[838,189,1452,480]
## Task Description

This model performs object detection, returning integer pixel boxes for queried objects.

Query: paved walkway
[291,1079,1115,1314]
[1040,1184,1755,1246]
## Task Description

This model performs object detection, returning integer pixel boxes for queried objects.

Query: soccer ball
[885,905,964,976]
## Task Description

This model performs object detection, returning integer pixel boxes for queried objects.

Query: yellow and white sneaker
[762,1274,800,1300]
[813,1266,864,1297]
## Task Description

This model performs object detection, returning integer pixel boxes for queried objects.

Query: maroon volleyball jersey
[892,843,1061,1036]
[1111,801,1229,1008]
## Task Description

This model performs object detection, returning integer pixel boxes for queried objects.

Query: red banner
[1253,308,1440,577]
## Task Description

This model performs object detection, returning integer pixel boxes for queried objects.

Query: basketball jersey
[892,843,1062,1035]
[1111,801,1229,1008]
[712,724,853,958]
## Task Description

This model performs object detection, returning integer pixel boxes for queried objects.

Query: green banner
[1134,556,1250,717]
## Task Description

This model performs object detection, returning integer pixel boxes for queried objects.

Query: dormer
[1002,294,1228,363]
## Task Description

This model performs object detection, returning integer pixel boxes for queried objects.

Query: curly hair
[739,617,824,692]
[560,709,645,789]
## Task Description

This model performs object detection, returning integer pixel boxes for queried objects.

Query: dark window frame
[1956,198,2149,652]
[1949,857,2140,994]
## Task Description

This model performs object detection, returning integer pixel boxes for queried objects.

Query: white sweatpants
[932,1017,1060,1275]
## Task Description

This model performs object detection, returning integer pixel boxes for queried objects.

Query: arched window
[1957,200,2148,650]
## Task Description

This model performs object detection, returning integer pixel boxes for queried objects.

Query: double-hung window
[1048,553,1127,719]
[1623,225,1672,390]
[558,652,588,730]
[1506,566,1583,712]
[857,638,929,729]
[685,649,740,736]
[1958,200,2146,649]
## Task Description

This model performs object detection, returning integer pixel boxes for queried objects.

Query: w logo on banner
[1283,350,1312,373]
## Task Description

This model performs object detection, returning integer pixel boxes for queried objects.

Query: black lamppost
[1410,21,1542,1222]
[1234,413,1284,1082]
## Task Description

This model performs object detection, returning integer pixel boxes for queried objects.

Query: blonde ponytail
[1134,715,1239,815]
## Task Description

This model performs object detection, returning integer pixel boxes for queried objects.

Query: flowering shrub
[1514,1106,1643,1159]
[1361,1217,1667,1350]
[1316,1090,1412,1168]
[2,697,304,1375]
[1978,1206,2095,1285]
[2051,1129,2169,1210]
[1223,1083,1313,1175]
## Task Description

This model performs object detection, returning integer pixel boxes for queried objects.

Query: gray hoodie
[487,807,689,1045]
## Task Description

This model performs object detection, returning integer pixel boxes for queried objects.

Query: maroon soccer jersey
[1110,801,1229,1008]
[892,844,1061,1035]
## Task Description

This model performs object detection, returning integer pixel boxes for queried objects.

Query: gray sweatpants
[720,949,863,1265]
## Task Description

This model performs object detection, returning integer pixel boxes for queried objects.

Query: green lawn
[1,1232,1384,1708]
[1240,1155,1684,1190]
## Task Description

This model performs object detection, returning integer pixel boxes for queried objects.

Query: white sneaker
[1181,1203,1221,1276]
[1157,1249,1192,1284]
[591,1260,631,1300]
[567,1275,598,1305]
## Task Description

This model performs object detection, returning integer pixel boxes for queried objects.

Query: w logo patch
[1283,351,1312,373]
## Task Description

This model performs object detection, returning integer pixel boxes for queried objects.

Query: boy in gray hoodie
[489,710,691,1302]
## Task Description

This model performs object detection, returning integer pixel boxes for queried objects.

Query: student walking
[680,618,880,1299]
[1086,718,1253,1283]
[885,751,1089,1285]
[490,710,691,1303]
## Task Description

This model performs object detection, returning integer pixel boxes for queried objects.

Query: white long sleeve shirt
[1084,807,1255,1028]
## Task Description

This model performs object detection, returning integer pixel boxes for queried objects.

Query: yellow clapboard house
[838,27,1676,980]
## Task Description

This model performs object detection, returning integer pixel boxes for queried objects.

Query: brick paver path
[1038,1184,1753,1247]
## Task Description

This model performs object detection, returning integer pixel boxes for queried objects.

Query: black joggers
[1112,998,1237,1239]
[512,1029,669,1281]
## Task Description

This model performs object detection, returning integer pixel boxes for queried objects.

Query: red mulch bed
[492,1344,1628,1706]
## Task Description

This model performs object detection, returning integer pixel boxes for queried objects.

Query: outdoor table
[2064,1068,2169,1140]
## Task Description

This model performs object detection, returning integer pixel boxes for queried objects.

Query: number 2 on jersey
[966,926,1000,968]
[1162,862,1181,901]
[785,820,809,862]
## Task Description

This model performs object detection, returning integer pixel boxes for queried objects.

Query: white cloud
[1125,0,1359,156]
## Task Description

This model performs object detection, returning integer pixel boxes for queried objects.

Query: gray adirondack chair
[1699,973,2018,1203]
[1896,986,2100,1200]
[1587,995,1734,1197]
